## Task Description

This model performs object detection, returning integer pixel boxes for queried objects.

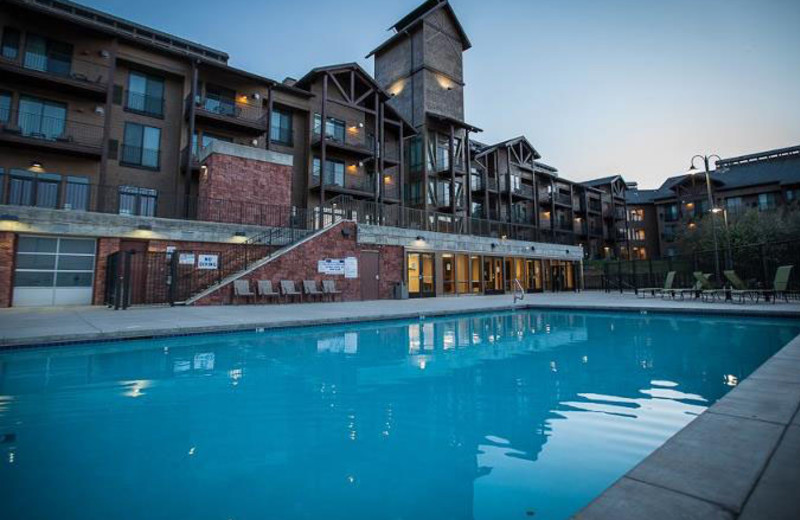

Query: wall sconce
[200,165,208,178]
[500,234,507,240]
[94,106,105,115]
[357,161,364,168]
[446,86,453,91]
[565,249,570,255]
[491,243,497,249]
[358,122,364,128]
[530,246,536,251]
[251,93,261,100]
[137,224,152,231]
[29,161,44,173]
[416,235,424,241]
[384,175,392,184]
[251,138,258,146]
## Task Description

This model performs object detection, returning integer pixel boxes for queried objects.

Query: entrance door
[407,252,435,298]
[483,257,504,294]
[551,262,566,293]
[361,251,380,300]
[119,240,148,305]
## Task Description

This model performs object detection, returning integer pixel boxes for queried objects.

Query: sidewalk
[1,291,798,348]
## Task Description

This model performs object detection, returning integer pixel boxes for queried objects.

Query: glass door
[408,252,435,298]
[442,254,455,295]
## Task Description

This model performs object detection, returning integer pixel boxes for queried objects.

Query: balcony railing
[312,171,376,195]
[512,183,534,199]
[555,192,572,205]
[190,95,266,126]
[315,127,369,152]
[120,145,161,170]
[125,91,165,118]
[0,110,104,152]
[0,52,109,91]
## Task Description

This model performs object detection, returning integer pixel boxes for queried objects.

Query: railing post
[761,243,769,289]
[617,260,623,294]
[168,251,177,306]
[121,250,132,310]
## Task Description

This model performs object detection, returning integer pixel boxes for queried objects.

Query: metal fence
[584,239,800,293]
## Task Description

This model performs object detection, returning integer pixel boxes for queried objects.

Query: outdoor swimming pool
[0,310,798,520]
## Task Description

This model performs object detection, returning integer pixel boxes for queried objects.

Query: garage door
[13,236,96,307]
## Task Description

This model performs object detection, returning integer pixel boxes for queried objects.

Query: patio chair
[757,265,794,303]
[664,272,709,300]
[233,279,255,303]
[257,280,280,301]
[322,280,342,301]
[638,271,675,298]
[718,270,760,303]
[280,280,302,303]
[303,280,324,302]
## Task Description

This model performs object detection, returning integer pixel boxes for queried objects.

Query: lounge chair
[718,270,760,303]
[280,280,302,302]
[664,272,709,300]
[638,271,675,298]
[257,280,280,301]
[233,279,255,303]
[303,280,324,301]
[322,280,342,301]
[759,265,794,303]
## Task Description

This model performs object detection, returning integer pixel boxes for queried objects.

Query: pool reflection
[0,311,798,520]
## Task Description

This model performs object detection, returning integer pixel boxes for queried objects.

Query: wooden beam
[99,37,118,211]
[320,74,328,213]
[265,84,273,151]
[327,71,350,103]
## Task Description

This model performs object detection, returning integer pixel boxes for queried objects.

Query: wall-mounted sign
[179,253,196,265]
[344,256,358,279]
[165,246,176,259]
[318,258,345,275]
[197,254,219,270]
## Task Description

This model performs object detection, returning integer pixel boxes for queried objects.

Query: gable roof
[366,0,471,58]
[474,135,541,160]
[581,175,627,188]
[294,63,416,134]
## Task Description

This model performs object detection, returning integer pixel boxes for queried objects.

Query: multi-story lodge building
[626,145,800,259]
[0,0,629,307]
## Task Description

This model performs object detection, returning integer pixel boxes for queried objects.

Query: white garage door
[13,236,96,307]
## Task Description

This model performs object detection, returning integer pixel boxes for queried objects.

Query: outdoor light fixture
[446,86,453,91]
[358,161,364,167]
[358,122,364,128]
[29,161,44,172]
[251,93,261,100]
[491,243,497,249]
[501,234,507,240]
[531,246,536,251]
[137,224,152,231]
[711,207,723,213]
[416,235,424,241]
[200,165,208,178]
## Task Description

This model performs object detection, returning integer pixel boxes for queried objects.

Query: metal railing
[0,110,104,149]
[124,91,165,117]
[190,95,266,124]
[583,238,800,294]
[120,145,161,169]
[0,52,110,86]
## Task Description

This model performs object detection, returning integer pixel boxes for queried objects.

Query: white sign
[318,258,345,275]
[344,256,358,279]
[197,254,219,270]
[165,246,176,259]
[179,253,196,265]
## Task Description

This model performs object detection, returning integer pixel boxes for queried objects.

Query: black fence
[584,239,800,293]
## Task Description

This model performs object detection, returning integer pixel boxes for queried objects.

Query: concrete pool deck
[0,291,799,518]
[0,290,798,348]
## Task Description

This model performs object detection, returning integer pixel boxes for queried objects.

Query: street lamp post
[689,154,722,282]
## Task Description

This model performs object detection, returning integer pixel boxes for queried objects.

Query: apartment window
[663,204,679,221]
[35,173,61,208]
[758,193,777,211]
[7,169,34,206]
[313,114,345,142]
[786,189,800,203]
[629,208,644,222]
[203,84,236,116]
[407,136,423,172]
[633,229,646,241]
[64,176,90,211]
[406,181,422,205]
[126,71,164,117]
[726,197,743,212]
[118,186,157,216]
[18,96,67,140]
[24,34,72,76]
[1,27,20,60]
[0,91,10,122]
[270,109,293,145]
[312,157,345,186]
[121,123,161,169]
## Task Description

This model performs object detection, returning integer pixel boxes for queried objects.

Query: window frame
[118,185,158,217]
[270,108,293,146]
[125,70,165,118]
[121,122,162,170]
[1,27,21,60]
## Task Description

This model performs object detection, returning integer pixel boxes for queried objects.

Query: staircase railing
[513,278,525,305]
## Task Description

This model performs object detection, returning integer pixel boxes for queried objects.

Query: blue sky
[83,0,800,188]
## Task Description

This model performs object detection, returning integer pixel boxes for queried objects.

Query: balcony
[312,128,373,158]
[311,171,377,197]
[189,95,267,133]
[554,191,572,206]
[587,199,602,213]
[0,53,109,100]
[0,110,104,157]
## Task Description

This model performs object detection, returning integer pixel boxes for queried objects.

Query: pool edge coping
[2,300,799,350]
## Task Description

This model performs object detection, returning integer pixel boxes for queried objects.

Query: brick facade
[92,238,121,306]
[194,222,405,305]
[198,153,294,225]
[0,232,16,308]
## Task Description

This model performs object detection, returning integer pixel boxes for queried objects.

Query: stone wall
[194,222,404,305]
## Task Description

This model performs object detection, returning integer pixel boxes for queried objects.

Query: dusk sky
[82,0,800,188]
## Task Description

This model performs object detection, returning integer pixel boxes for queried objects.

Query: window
[312,157,345,186]
[121,123,161,169]
[18,96,67,140]
[8,169,34,206]
[786,189,800,203]
[1,27,20,60]
[407,136,423,172]
[35,173,61,208]
[192,132,232,155]
[313,114,345,142]
[758,193,777,211]
[23,34,72,76]
[203,84,236,116]
[118,186,157,216]
[663,204,679,221]
[64,176,90,211]
[0,91,10,122]
[632,229,646,241]
[270,109,293,145]
[126,71,164,117]
[629,208,644,222]
[406,181,422,206]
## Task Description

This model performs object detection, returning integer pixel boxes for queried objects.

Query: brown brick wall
[0,232,16,308]
[197,153,294,225]
[92,238,121,305]
[194,222,404,305]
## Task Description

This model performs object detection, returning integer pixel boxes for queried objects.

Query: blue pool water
[1,310,799,520]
